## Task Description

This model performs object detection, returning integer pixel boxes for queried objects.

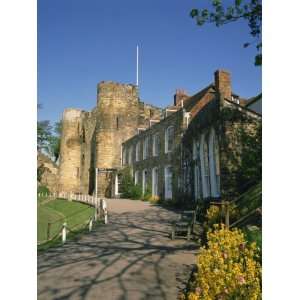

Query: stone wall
[122,108,185,201]
[58,109,83,193]
[37,152,58,192]
[95,82,140,197]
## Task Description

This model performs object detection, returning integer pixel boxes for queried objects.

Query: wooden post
[62,222,67,244]
[225,201,230,228]
[47,223,51,240]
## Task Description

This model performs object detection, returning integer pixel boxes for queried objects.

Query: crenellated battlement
[97,81,139,106]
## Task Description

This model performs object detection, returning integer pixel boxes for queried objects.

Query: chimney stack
[174,89,189,106]
[214,69,232,101]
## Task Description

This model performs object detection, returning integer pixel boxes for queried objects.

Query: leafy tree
[190,0,262,66]
[37,120,62,162]
[48,120,62,162]
[37,120,52,152]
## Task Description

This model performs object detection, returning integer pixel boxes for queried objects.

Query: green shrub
[38,185,50,195]
[244,226,262,251]
[119,167,143,200]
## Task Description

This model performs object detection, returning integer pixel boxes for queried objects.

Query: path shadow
[38,207,199,300]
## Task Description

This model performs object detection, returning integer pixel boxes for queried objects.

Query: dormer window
[137,128,146,134]
[231,95,240,104]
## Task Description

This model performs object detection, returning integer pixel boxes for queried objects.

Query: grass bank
[37,197,95,243]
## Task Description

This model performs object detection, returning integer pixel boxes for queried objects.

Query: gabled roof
[245,93,262,107]
[183,84,215,112]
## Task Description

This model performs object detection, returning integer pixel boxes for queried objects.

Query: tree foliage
[190,0,262,66]
[37,120,53,151]
[236,121,261,186]
[37,120,62,162]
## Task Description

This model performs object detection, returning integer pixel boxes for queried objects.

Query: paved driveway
[38,199,199,300]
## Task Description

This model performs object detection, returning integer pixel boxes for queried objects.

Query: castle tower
[58,108,83,193]
[95,81,140,197]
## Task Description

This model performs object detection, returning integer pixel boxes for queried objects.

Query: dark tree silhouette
[190,0,262,66]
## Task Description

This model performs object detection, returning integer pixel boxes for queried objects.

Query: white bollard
[102,199,108,224]
[62,222,67,244]
[89,218,93,232]
[94,207,97,221]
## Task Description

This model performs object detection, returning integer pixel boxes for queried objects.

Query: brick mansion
[57,70,261,202]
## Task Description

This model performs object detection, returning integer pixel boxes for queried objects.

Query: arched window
[194,165,201,201]
[200,134,210,199]
[192,138,202,201]
[128,146,133,165]
[152,167,159,196]
[164,166,172,199]
[153,133,160,157]
[165,126,174,153]
[143,136,149,159]
[208,128,221,198]
[136,142,140,162]
[142,169,148,195]
[134,170,139,185]
[122,147,127,166]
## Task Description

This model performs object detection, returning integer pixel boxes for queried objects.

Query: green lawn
[38,198,95,243]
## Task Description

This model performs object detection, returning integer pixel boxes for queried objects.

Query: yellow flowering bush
[149,195,160,204]
[206,205,221,226]
[206,204,239,227]
[187,224,261,300]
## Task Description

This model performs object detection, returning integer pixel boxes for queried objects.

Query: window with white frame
[192,139,197,160]
[194,165,201,200]
[214,137,220,195]
[135,142,140,162]
[184,111,191,128]
[122,147,127,165]
[152,167,159,196]
[128,146,133,165]
[164,166,172,199]
[143,136,149,160]
[142,169,148,195]
[200,134,210,199]
[134,170,139,185]
[204,137,211,198]
[153,133,160,157]
[165,126,174,153]
[208,129,220,198]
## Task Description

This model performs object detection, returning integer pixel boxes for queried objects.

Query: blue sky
[38,0,261,123]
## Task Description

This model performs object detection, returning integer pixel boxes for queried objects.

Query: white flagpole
[136,45,139,86]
